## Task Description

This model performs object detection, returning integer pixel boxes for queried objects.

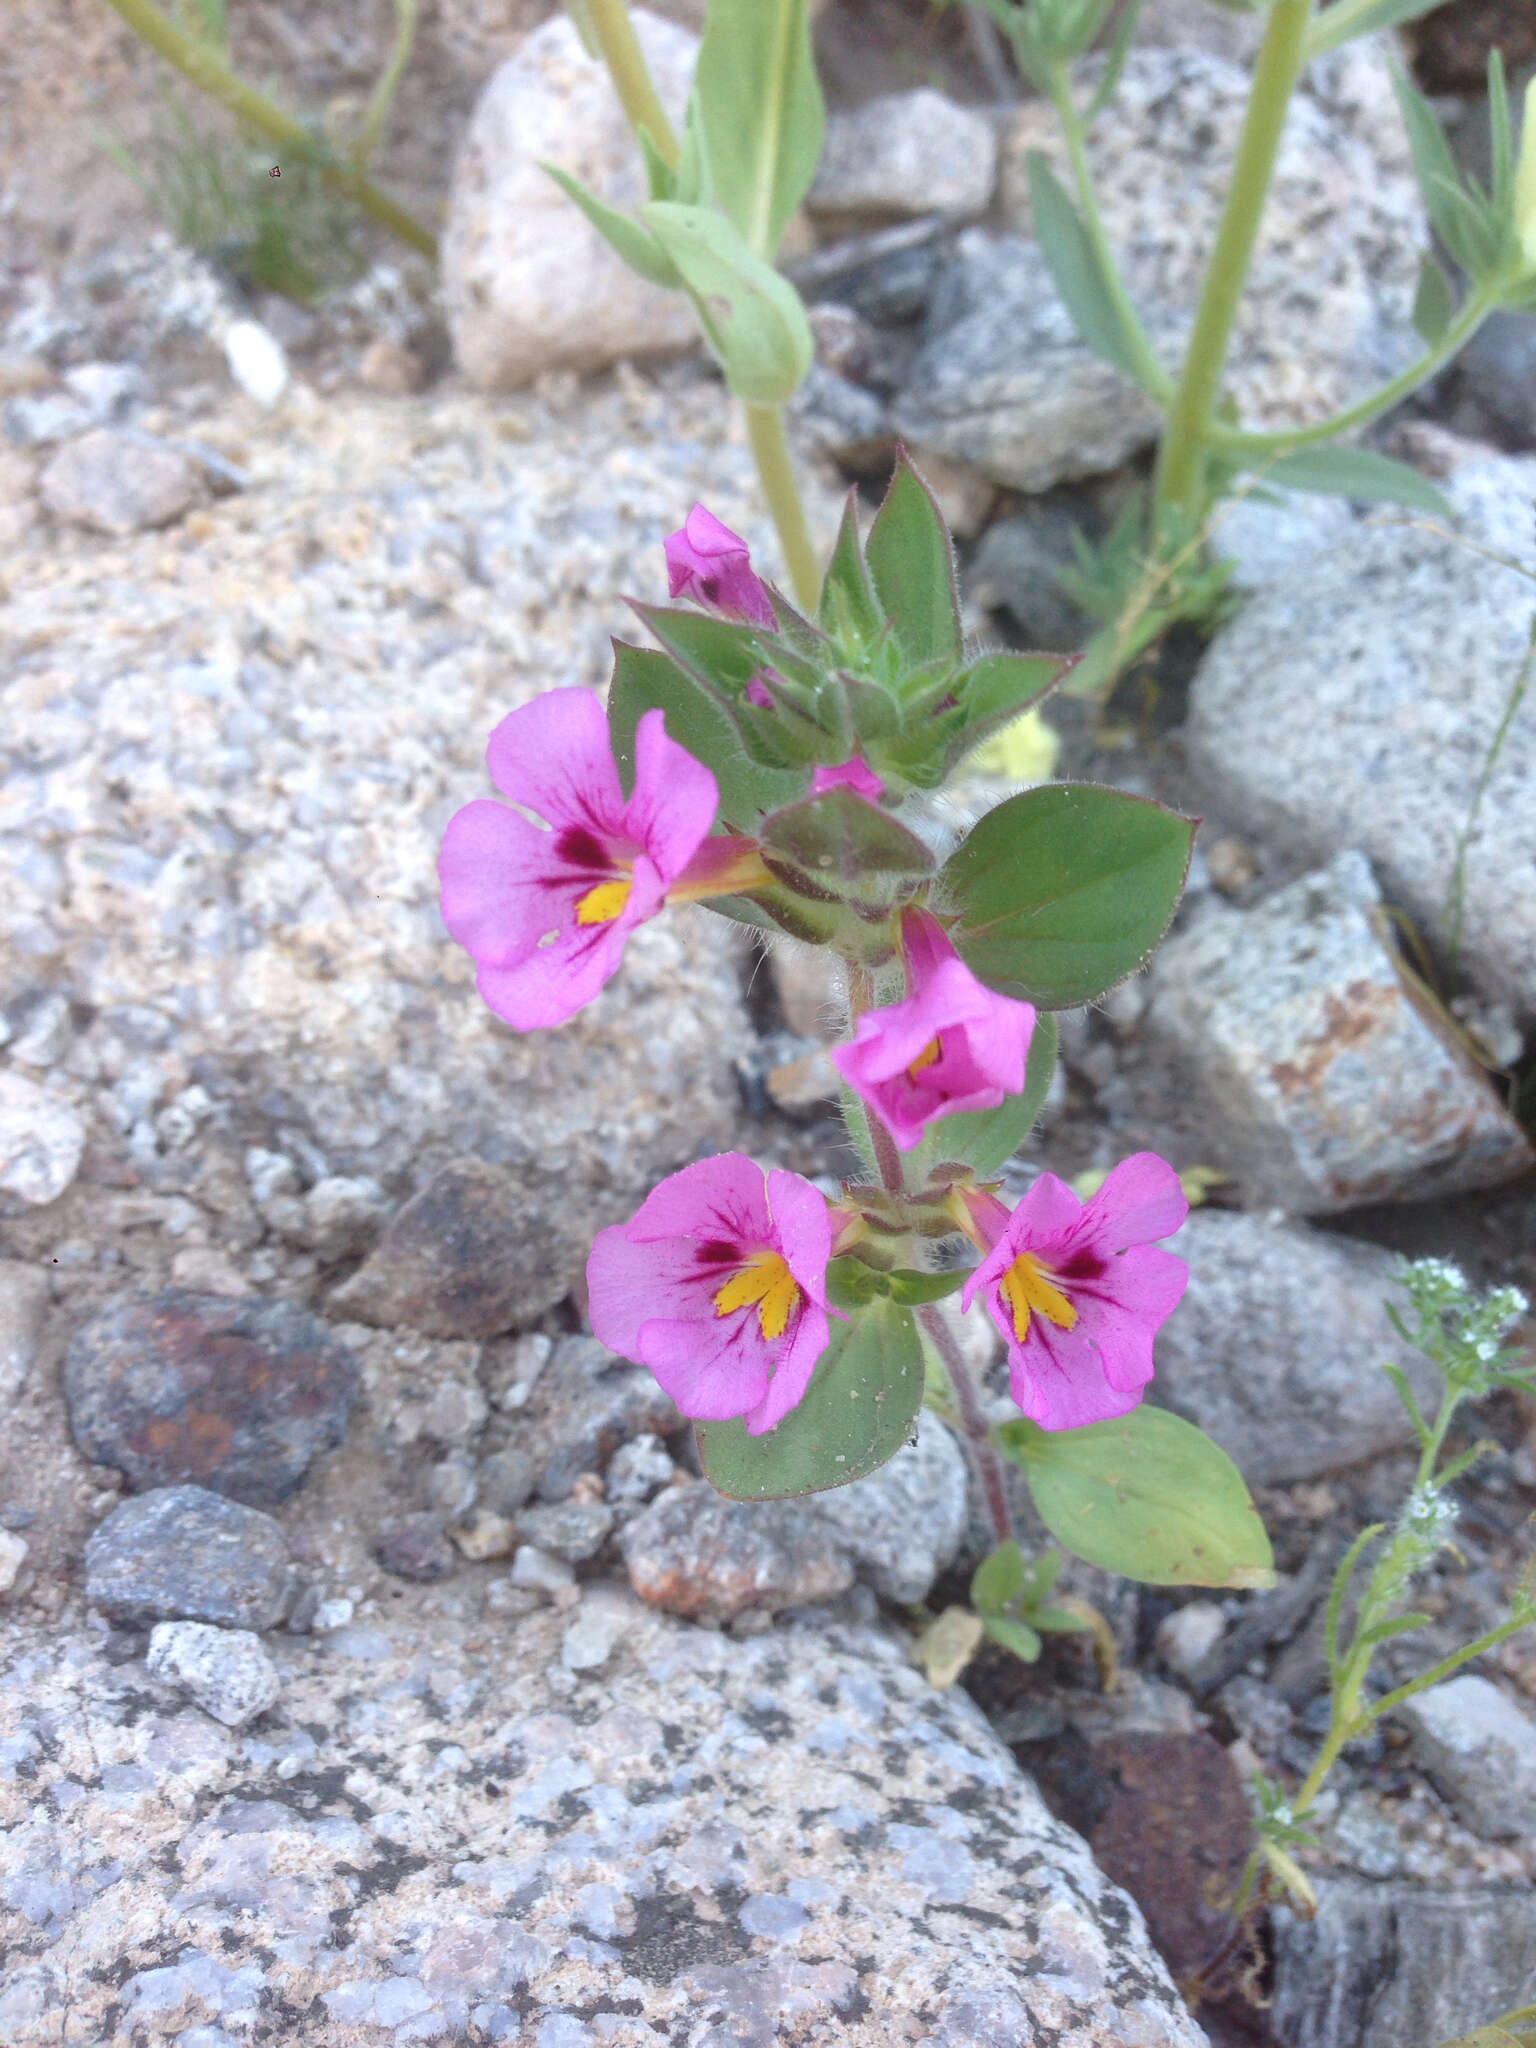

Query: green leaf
[886,1268,967,1306]
[540,163,680,289]
[864,452,962,669]
[951,652,1070,759]
[1026,151,1158,392]
[696,1296,924,1497]
[692,0,824,259]
[997,1405,1276,1589]
[909,1012,1058,1180]
[641,200,814,403]
[940,785,1196,1008]
[971,1538,1029,1613]
[826,1255,886,1311]
[608,640,804,828]
[1261,445,1452,517]
[628,600,773,699]
[1412,252,1454,347]
[1487,49,1513,213]
[1032,1603,1091,1633]
[1390,63,1492,279]
[818,491,884,650]
[1305,0,1447,59]
[760,784,935,905]
[982,1615,1043,1662]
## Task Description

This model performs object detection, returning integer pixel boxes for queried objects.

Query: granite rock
[0,1600,1207,2045]
[1144,852,1533,1212]
[809,89,998,220]
[0,1070,86,1207]
[38,428,204,536]
[0,1259,48,1402]
[0,1532,27,1596]
[516,1499,615,1564]
[1184,451,1536,1016]
[84,1484,291,1630]
[788,216,954,325]
[443,10,700,389]
[1206,490,1359,592]
[604,1433,677,1505]
[145,1621,281,1727]
[1149,1210,1438,1484]
[329,1156,583,1338]
[517,1335,683,1502]
[806,1411,970,1605]
[1399,1675,1536,1842]
[622,1480,856,1622]
[63,1290,361,1504]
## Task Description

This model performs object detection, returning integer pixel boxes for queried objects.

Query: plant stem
[847,964,906,1193]
[1047,64,1173,406]
[1153,0,1313,518]
[918,1304,1016,1545]
[102,0,438,260]
[584,0,680,169]
[354,0,418,174]
[745,402,822,613]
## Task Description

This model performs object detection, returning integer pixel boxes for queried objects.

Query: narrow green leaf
[954,652,1069,743]
[1305,0,1447,59]
[886,1268,967,1306]
[1487,49,1513,213]
[540,163,680,288]
[637,123,677,204]
[971,1538,1029,1614]
[997,1406,1276,1590]
[1262,445,1452,517]
[982,1615,1043,1662]
[940,784,1196,1009]
[760,784,935,904]
[908,1012,1058,1180]
[697,1296,925,1497]
[628,599,771,698]
[641,200,813,404]
[1032,1603,1091,1633]
[1412,252,1454,347]
[692,0,825,259]
[1425,171,1500,280]
[1325,1523,1383,1679]
[864,452,962,669]
[608,639,804,828]
[839,1081,880,1178]
[818,490,884,649]
[1390,64,1489,277]
[1026,151,1156,391]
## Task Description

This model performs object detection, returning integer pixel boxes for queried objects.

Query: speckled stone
[84,1484,290,1629]
[63,1291,361,1504]
[516,1499,615,1563]
[38,428,203,536]
[145,1621,280,1727]
[0,1070,85,1208]
[0,1598,1207,2044]
[1399,1676,1536,1842]
[622,1480,856,1623]
[373,1511,457,1583]
[516,1335,684,1503]
[809,89,998,219]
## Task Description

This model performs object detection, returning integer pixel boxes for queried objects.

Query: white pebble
[147,1621,281,1726]
[223,319,289,406]
[561,1609,620,1672]
[1154,1600,1226,1678]
[0,1530,29,1595]
[510,1543,576,1596]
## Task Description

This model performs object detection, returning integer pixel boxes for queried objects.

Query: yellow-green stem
[354,0,418,174]
[745,402,822,614]
[585,0,680,170]
[1153,0,1313,518]
[102,0,437,260]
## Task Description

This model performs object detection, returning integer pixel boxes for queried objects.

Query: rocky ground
[3,2,1536,2045]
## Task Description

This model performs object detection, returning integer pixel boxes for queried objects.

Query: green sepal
[981,1615,1043,1662]
[906,1013,1059,1182]
[539,163,680,289]
[997,1405,1276,1590]
[608,639,805,828]
[641,199,814,404]
[1411,252,1454,347]
[825,1254,887,1312]
[759,784,935,906]
[819,491,885,652]
[696,1295,925,1498]
[885,1268,966,1306]
[949,651,1072,762]
[939,784,1196,1009]
[629,601,771,699]
[864,451,962,670]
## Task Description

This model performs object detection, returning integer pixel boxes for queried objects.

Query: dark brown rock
[621,1480,854,1624]
[374,1512,456,1582]
[63,1290,361,1505]
[328,1157,580,1339]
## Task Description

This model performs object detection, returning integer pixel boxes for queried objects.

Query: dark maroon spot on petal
[697,576,720,601]
[694,1240,738,1267]
[556,825,611,871]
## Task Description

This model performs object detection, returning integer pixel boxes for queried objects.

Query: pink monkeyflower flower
[956,1154,1189,1432]
[438,686,746,1031]
[811,756,885,803]
[832,909,1036,1152]
[665,505,776,628]
[587,1153,843,1436]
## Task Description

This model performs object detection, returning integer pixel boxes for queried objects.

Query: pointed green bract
[864,454,962,669]
[997,1406,1276,1589]
[692,0,824,260]
[818,492,884,650]
[641,200,813,403]
[940,785,1195,1008]
[608,640,803,829]
[949,651,1071,763]
[629,600,771,698]
[696,1296,925,1497]
[540,162,679,288]
[1411,253,1453,347]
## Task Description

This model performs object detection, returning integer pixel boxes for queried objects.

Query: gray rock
[39,428,203,535]
[604,1433,676,1504]
[1399,1675,1536,1841]
[443,10,700,389]
[374,1512,457,1583]
[967,502,1099,650]
[1272,1880,1536,2048]
[806,1411,970,1605]
[623,1479,856,1622]
[1451,309,1536,449]
[787,362,893,474]
[329,1156,581,1339]
[475,1445,538,1516]
[63,1290,361,1505]
[448,1507,517,1561]
[0,1602,1206,2044]
[509,1542,576,1596]
[1000,45,1423,442]
[809,89,998,219]
[516,1499,615,1563]
[0,1259,48,1402]
[84,1485,291,1629]
[520,1335,682,1501]
[1206,490,1359,592]
[788,216,954,324]
[0,1071,86,1207]
[1144,852,1533,1212]
[298,1174,389,1258]
[145,1621,280,1728]
[559,1594,625,1672]
[1185,451,1536,1017]
[1149,1210,1438,1483]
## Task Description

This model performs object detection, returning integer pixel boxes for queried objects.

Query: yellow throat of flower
[999,1253,1078,1344]
[714,1249,800,1341]
[575,876,633,926]
[907,1035,941,1080]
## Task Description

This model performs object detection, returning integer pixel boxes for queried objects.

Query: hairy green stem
[101,0,438,260]
[354,0,418,174]
[745,403,822,614]
[1153,0,1313,518]
[585,0,680,169]
[917,1304,1016,1546]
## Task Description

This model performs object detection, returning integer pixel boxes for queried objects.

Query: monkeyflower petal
[587,1154,842,1436]
[438,687,719,1031]
[811,756,885,803]
[957,1154,1189,1431]
[665,504,776,627]
[832,909,1035,1151]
